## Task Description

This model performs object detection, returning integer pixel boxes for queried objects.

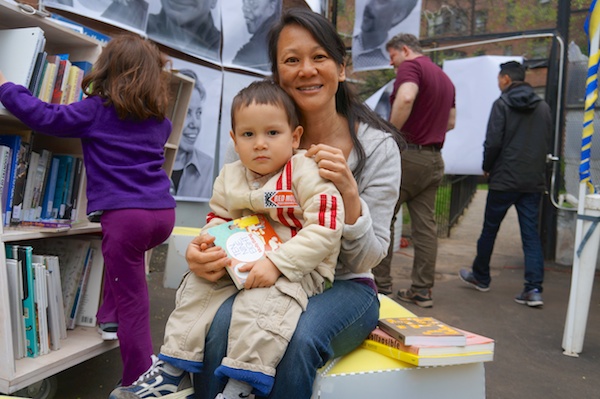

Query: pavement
[52,189,600,399]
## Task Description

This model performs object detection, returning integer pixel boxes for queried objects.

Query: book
[65,157,83,220]
[63,65,85,104]
[378,317,467,346]
[51,154,74,219]
[31,238,92,327]
[367,326,494,357]
[20,219,72,229]
[203,214,282,290]
[9,140,31,225]
[0,135,22,225]
[6,257,26,359]
[15,245,39,357]
[29,149,52,221]
[20,150,40,223]
[28,50,48,96]
[67,244,93,329]
[0,27,46,91]
[49,13,112,44]
[51,57,71,104]
[75,238,104,327]
[0,145,12,220]
[360,337,494,367]
[33,261,50,356]
[40,156,60,219]
[37,56,60,103]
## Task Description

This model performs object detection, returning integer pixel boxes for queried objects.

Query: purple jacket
[0,82,176,213]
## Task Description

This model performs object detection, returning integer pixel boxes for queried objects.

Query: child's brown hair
[82,34,171,120]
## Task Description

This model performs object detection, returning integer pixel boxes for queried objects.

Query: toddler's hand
[241,258,281,289]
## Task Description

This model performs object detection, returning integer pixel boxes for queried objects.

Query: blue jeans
[192,280,379,399]
[472,190,544,292]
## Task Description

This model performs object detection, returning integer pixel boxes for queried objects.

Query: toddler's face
[231,102,301,176]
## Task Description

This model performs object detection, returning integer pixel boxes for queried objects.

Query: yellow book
[38,62,58,103]
[63,65,84,104]
[360,339,494,367]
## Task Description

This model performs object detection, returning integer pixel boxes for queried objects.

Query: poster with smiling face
[43,0,150,34]
[170,58,222,202]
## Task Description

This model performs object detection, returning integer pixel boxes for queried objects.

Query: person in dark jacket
[459,60,552,307]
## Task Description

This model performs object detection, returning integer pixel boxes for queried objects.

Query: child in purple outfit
[0,34,176,386]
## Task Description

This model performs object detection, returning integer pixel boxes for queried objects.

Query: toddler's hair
[231,80,299,131]
[82,34,171,120]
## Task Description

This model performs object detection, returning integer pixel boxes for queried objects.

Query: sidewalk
[53,190,600,398]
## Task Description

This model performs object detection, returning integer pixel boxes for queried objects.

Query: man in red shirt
[373,33,456,308]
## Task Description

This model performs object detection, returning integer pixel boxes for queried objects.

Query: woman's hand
[185,234,230,281]
[305,143,361,224]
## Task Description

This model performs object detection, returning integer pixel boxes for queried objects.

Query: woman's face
[275,24,345,116]
[180,88,203,154]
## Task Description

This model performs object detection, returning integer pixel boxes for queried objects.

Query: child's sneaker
[109,355,191,398]
[514,288,543,307]
[98,322,118,341]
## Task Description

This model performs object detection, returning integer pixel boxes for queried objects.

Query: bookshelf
[0,1,193,395]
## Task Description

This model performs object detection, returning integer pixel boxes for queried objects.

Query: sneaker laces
[135,354,163,384]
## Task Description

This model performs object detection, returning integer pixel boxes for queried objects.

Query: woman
[189,8,403,398]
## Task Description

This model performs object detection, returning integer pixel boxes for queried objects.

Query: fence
[435,175,479,237]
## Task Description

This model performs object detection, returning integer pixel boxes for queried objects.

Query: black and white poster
[43,0,150,34]
[146,0,222,63]
[170,58,222,202]
[221,0,282,74]
[218,72,263,169]
[352,0,421,72]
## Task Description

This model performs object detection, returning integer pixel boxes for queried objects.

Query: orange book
[378,316,467,346]
[367,326,494,356]
[204,214,282,290]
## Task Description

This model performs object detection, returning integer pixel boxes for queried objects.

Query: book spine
[9,141,30,225]
[0,135,21,225]
[360,339,417,365]
[19,246,39,358]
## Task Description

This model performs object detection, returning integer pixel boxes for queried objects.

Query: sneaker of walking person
[396,288,433,308]
[514,288,544,308]
[458,269,490,292]
[109,355,191,398]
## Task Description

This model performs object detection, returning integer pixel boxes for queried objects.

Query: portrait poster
[218,71,264,169]
[305,0,328,14]
[352,0,422,72]
[442,55,522,175]
[146,0,222,64]
[42,0,149,34]
[221,0,282,74]
[170,58,223,202]
[364,79,395,121]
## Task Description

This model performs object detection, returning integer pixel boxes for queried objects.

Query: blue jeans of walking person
[193,280,379,399]
[472,190,544,291]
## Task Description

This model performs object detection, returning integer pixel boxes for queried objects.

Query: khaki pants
[161,270,325,377]
[373,149,444,291]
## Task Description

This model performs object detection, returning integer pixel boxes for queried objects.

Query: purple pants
[96,208,175,385]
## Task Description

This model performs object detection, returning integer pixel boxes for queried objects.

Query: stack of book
[5,237,104,359]
[360,316,494,367]
[0,134,86,228]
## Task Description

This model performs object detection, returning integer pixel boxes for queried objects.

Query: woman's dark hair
[82,34,171,120]
[267,8,404,176]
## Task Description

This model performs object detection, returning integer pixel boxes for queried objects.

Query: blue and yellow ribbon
[582,0,600,193]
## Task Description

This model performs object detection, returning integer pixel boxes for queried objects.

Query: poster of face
[170,58,223,202]
[43,0,149,34]
[145,0,222,64]
[364,79,395,121]
[352,0,422,72]
[219,72,264,168]
[221,0,282,74]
